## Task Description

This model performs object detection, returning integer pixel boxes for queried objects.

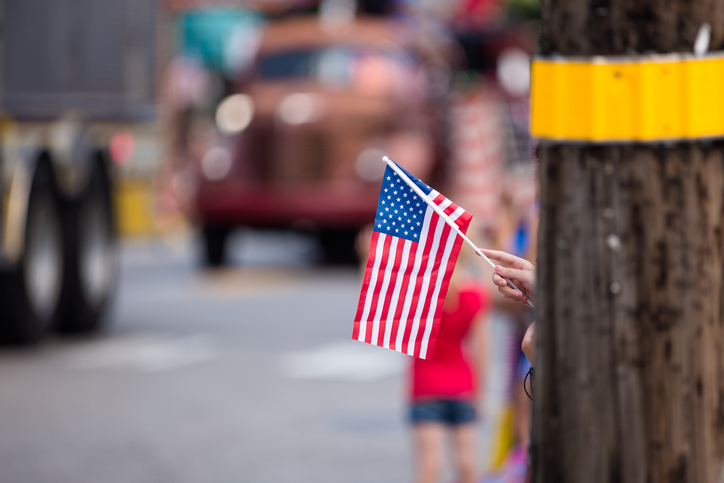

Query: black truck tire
[57,162,117,333]
[202,225,230,267]
[318,228,359,265]
[0,163,64,343]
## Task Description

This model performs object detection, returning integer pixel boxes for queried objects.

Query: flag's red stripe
[394,205,434,353]
[422,223,461,358]
[413,215,452,357]
[405,197,448,356]
[409,197,456,357]
[353,231,382,339]
[382,239,411,348]
[365,234,393,343]
[388,240,417,351]
[370,236,398,344]
[376,238,404,346]
[401,212,440,355]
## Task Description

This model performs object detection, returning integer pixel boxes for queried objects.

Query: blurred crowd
[156,0,539,481]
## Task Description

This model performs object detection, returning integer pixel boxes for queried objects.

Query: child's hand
[481,249,536,306]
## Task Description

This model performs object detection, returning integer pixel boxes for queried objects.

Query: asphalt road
[0,230,518,483]
[0,231,413,483]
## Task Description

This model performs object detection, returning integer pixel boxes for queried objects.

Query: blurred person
[156,55,215,229]
[409,261,490,483]
[356,226,492,483]
[481,248,535,483]
[483,190,536,470]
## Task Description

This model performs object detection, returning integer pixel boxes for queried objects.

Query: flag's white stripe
[370,236,398,345]
[407,212,447,356]
[382,239,411,349]
[419,212,464,358]
[447,206,465,223]
[395,206,434,352]
[435,198,453,212]
[358,233,386,341]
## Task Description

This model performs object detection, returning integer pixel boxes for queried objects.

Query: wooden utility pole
[533,2,724,482]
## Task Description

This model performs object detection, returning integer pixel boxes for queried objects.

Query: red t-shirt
[410,284,489,401]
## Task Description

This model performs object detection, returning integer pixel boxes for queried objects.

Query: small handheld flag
[385,156,534,309]
[353,159,472,359]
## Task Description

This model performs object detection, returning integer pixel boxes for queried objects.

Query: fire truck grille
[248,128,330,184]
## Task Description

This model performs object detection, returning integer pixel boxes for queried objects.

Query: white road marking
[279,341,406,382]
[66,334,216,373]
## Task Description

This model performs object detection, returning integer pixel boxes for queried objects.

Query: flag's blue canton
[373,165,433,242]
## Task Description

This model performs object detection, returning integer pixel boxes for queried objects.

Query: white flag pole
[383,156,535,309]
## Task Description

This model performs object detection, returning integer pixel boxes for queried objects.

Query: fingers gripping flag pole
[353,158,474,360]
[383,157,534,309]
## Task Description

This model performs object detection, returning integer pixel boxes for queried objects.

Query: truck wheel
[202,225,231,267]
[318,228,359,265]
[0,163,64,343]
[202,225,230,267]
[57,163,117,333]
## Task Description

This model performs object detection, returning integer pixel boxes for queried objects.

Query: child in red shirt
[409,268,490,483]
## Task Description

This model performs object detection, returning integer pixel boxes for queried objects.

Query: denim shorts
[409,399,476,426]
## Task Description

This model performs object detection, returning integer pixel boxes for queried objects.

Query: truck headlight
[202,147,232,181]
[216,94,254,134]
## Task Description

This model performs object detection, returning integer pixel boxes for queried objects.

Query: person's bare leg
[413,423,445,483]
[452,423,477,483]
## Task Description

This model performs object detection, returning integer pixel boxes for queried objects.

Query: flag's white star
[385,207,389,211]
[381,200,385,205]
[416,203,420,207]
[387,195,391,199]
[386,226,390,230]
[398,217,402,221]
[401,224,405,228]
[413,234,418,238]
[392,221,396,226]
[384,188,388,192]
[395,229,399,233]
[396,198,401,202]
[404,231,408,235]
[419,210,423,214]
[403,193,407,197]
[387,176,391,180]
[393,190,398,195]
[377,224,382,228]
[379,212,383,216]
[406,200,410,204]
[417,222,421,226]
[394,209,398,214]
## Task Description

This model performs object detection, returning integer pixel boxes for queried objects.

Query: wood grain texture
[534,2,724,482]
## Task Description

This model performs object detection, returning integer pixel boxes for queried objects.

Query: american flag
[353,162,472,359]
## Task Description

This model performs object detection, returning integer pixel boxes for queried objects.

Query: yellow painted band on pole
[530,54,724,142]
